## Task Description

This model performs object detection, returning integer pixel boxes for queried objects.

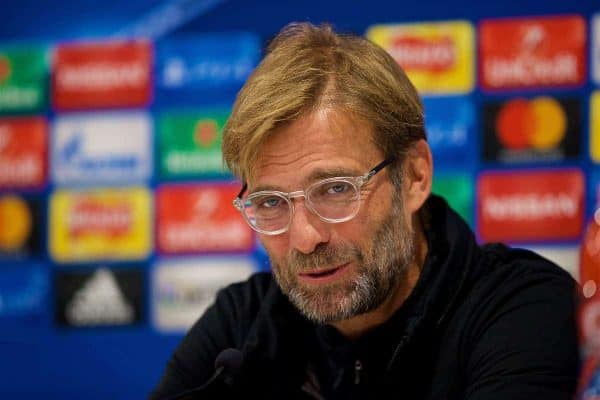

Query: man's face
[250,109,416,324]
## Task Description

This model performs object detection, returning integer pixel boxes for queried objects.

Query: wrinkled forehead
[246,108,379,184]
[246,109,383,192]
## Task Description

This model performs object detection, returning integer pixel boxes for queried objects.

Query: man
[150,22,579,399]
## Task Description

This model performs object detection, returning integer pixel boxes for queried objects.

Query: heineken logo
[194,120,218,147]
[0,56,11,85]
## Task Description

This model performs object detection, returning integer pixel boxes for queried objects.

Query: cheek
[259,235,289,260]
[357,185,394,225]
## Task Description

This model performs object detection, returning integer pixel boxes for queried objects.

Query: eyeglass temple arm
[236,183,248,199]
[365,156,397,180]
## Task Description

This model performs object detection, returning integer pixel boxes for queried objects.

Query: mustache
[284,242,363,272]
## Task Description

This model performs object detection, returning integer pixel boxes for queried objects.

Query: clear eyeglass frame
[232,157,396,235]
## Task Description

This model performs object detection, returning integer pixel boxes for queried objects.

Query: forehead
[250,109,384,191]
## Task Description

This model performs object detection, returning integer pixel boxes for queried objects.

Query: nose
[288,200,330,254]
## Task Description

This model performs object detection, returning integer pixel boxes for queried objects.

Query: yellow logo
[49,187,151,262]
[366,21,474,94]
[591,92,600,162]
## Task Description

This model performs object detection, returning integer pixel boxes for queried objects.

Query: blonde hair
[222,22,425,183]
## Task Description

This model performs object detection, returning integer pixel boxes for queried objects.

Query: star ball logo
[482,96,581,163]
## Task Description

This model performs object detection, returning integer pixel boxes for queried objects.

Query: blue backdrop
[0,1,597,399]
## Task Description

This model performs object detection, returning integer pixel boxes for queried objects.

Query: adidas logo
[66,268,134,326]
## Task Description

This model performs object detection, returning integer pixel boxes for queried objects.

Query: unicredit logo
[484,54,578,88]
[479,16,585,90]
[56,62,147,91]
[390,36,455,71]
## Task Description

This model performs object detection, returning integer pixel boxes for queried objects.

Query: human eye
[255,195,284,209]
[326,182,351,195]
[313,180,354,199]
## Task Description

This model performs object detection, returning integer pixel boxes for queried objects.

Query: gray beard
[270,200,415,324]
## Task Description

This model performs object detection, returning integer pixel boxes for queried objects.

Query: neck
[330,222,428,340]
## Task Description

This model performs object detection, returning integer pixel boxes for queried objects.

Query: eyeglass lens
[243,179,360,232]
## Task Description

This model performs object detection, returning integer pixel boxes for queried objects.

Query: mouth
[298,263,351,284]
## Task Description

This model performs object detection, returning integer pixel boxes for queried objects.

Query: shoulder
[476,243,577,297]
[446,243,578,333]
[460,243,579,329]
[468,242,576,289]
[437,244,580,398]
[456,244,579,394]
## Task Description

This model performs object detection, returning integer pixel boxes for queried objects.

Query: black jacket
[150,195,580,399]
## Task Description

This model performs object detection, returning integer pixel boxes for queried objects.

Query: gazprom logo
[58,132,138,169]
[52,112,152,185]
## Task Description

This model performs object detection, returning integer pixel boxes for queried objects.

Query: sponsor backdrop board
[0,1,597,400]
[152,256,255,332]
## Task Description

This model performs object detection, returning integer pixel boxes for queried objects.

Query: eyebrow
[250,166,363,193]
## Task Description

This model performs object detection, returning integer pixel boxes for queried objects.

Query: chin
[287,282,371,324]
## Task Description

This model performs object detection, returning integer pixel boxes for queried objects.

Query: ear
[403,139,433,213]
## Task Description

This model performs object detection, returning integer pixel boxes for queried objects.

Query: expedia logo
[477,169,584,242]
[69,199,132,237]
[390,36,455,72]
[0,55,11,85]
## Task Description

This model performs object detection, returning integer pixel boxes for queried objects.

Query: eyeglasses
[233,157,396,235]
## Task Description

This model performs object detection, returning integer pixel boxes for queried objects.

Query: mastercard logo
[495,97,567,151]
[0,195,31,251]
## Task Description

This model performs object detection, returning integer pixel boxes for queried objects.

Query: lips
[298,263,351,283]
[302,268,339,278]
